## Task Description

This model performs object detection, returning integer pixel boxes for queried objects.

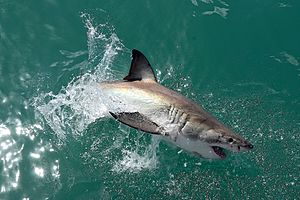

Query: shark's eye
[227,138,233,142]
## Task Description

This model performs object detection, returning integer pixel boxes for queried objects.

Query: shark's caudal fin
[123,49,157,82]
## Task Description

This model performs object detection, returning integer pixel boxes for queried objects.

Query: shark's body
[99,49,253,159]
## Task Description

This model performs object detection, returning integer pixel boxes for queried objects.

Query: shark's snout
[221,138,253,154]
[210,141,253,159]
[240,141,254,151]
[206,129,254,159]
[245,141,254,149]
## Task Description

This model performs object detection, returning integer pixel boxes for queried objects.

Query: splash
[34,13,124,140]
[112,136,160,173]
[33,13,162,173]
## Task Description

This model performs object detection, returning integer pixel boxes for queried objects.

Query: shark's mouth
[212,146,226,159]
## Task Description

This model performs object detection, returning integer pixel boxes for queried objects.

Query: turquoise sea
[0,0,299,199]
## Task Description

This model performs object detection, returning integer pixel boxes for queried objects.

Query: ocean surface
[0,0,299,199]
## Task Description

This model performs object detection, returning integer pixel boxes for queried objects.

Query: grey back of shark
[99,49,253,159]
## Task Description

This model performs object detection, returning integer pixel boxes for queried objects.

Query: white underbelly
[166,134,219,159]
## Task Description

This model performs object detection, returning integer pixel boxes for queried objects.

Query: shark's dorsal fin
[123,49,157,82]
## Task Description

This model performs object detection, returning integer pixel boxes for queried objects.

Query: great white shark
[99,49,253,159]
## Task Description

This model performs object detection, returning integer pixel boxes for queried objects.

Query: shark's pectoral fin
[123,49,157,82]
[109,112,161,134]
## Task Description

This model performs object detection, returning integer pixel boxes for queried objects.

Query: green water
[1,0,299,199]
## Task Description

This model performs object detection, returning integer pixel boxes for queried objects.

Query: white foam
[34,13,124,140]
[112,136,160,173]
[201,0,213,4]
[33,13,162,173]
[202,6,229,19]
[191,0,199,7]
[281,52,299,66]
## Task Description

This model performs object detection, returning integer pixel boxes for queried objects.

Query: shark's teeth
[212,146,226,159]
